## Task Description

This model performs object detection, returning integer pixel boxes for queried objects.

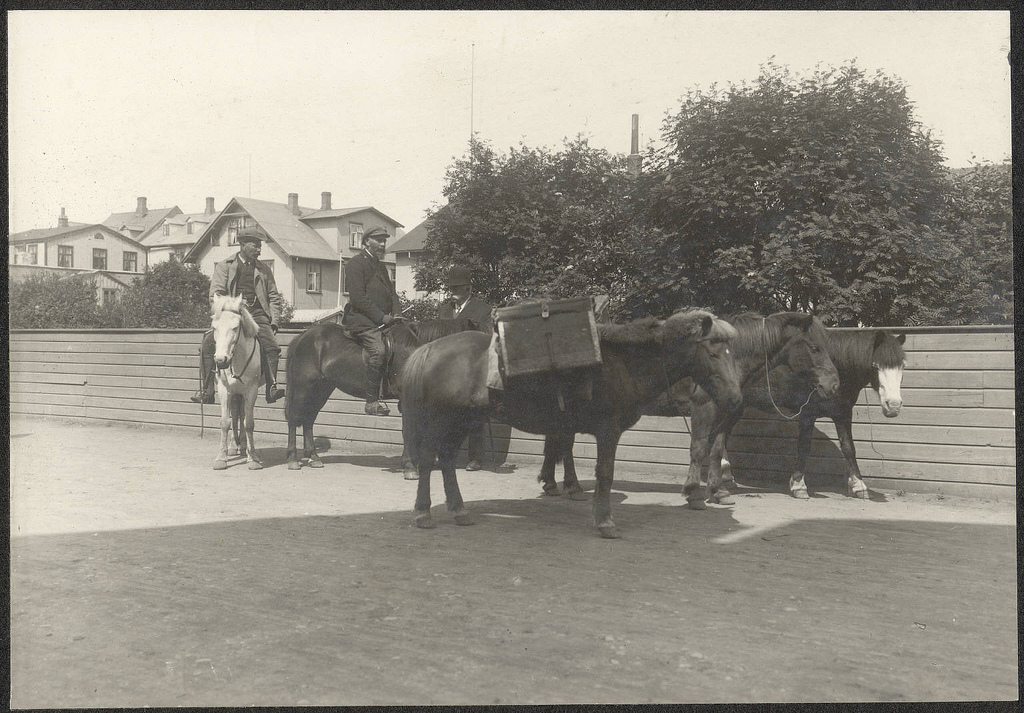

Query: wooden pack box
[495,296,602,379]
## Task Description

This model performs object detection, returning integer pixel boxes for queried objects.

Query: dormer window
[163,224,171,236]
[187,221,194,235]
[94,232,104,240]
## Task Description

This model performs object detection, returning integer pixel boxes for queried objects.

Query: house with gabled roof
[102,197,182,243]
[386,217,434,298]
[143,197,219,264]
[183,191,402,322]
[9,207,149,305]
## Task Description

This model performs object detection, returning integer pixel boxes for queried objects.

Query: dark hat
[363,226,389,243]
[447,265,473,288]
[237,228,266,244]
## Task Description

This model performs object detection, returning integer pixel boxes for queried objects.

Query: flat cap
[236,227,267,244]
[363,226,390,243]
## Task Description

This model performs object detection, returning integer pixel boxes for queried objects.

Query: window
[227,217,254,245]
[102,288,118,306]
[187,221,194,235]
[14,244,38,265]
[163,224,171,236]
[306,262,321,293]
[123,251,137,272]
[341,258,348,295]
[349,222,363,249]
[93,248,107,270]
[58,245,74,268]
[388,267,396,283]
[94,232,104,240]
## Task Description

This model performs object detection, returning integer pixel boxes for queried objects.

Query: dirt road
[9,416,1017,706]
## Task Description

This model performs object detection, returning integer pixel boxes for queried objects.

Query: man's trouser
[351,327,386,403]
[466,427,486,463]
[198,309,281,392]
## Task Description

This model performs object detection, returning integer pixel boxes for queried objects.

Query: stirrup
[266,383,285,404]
[191,389,215,404]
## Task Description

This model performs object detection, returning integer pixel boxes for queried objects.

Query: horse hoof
[414,513,436,529]
[686,497,707,511]
[567,489,588,502]
[248,461,263,470]
[792,488,810,500]
[598,524,621,539]
[453,511,475,526]
[708,492,735,505]
[404,469,419,481]
[541,482,560,496]
[288,461,302,471]
[851,488,869,500]
[308,459,324,469]
[212,460,228,471]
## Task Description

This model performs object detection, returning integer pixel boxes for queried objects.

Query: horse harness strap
[762,316,813,421]
[230,333,260,384]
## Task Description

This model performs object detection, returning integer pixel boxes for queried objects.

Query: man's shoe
[466,460,483,471]
[190,390,215,404]
[266,384,286,404]
[364,401,391,416]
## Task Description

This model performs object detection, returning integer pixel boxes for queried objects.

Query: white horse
[210,294,264,470]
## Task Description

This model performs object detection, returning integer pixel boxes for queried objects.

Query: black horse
[284,319,481,470]
[675,312,841,507]
[718,329,906,499]
[536,312,841,506]
[400,310,744,539]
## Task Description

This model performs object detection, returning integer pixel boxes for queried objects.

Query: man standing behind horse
[437,265,493,471]
[191,228,286,405]
[342,226,403,416]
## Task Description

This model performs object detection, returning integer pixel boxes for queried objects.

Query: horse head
[211,294,258,369]
[871,331,906,417]
[662,310,742,415]
[769,312,841,399]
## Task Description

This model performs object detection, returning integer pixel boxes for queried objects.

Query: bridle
[216,316,260,385]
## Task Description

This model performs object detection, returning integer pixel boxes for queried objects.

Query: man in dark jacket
[437,265,493,471]
[191,228,286,404]
[342,226,402,415]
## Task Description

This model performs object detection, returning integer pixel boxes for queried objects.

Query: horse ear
[896,333,907,345]
[873,330,886,348]
[699,315,713,338]
[797,313,815,331]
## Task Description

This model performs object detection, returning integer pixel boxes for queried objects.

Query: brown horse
[284,319,481,470]
[717,329,906,499]
[673,312,841,508]
[400,310,743,539]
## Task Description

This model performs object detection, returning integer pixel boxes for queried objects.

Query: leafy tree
[9,271,103,328]
[118,258,211,328]
[418,136,641,311]
[630,60,955,325]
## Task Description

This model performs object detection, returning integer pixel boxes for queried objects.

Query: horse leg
[401,442,418,480]
[835,412,868,498]
[413,436,439,529]
[538,435,561,495]
[440,435,473,526]
[591,425,623,539]
[235,396,247,458]
[304,421,324,468]
[682,403,714,509]
[561,434,585,500]
[214,398,231,470]
[228,396,241,457]
[706,427,738,505]
[790,416,815,499]
[245,390,262,470]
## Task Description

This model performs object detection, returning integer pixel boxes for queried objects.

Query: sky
[7,10,1011,235]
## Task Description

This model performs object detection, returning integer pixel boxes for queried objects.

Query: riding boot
[364,364,390,416]
[190,342,216,404]
[265,351,285,404]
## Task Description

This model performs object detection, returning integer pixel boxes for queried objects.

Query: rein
[762,316,814,421]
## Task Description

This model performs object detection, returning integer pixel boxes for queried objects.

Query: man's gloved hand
[271,324,279,334]
[381,314,394,326]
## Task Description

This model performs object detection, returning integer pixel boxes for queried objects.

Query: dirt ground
[9,415,1018,706]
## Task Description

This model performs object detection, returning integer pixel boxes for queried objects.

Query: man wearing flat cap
[437,264,493,471]
[191,227,286,404]
[342,226,402,416]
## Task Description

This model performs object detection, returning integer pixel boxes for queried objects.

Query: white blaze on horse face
[213,313,242,366]
[876,366,904,417]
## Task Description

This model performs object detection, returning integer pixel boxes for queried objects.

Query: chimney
[136,196,148,215]
[205,197,215,215]
[626,114,642,179]
[321,192,332,211]
[58,207,69,228]
[288,192,300,216]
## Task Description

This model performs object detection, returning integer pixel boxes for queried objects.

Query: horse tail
[284,327,316,424]
[400,342,432,468]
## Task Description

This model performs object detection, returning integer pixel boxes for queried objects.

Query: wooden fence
[9,325,1016,501]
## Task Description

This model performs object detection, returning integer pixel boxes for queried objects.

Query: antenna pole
[470,42,475,145]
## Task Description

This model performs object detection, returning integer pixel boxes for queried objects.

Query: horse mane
[598,310,736,345]
[407,318,481,344]
[211,294,259,339]
[726,311,825,357]
[827,330,906,374]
